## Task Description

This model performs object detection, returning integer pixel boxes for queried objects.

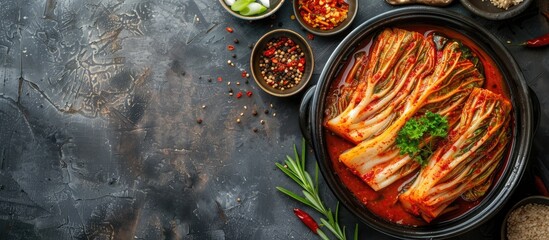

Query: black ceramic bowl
[460,0,533,20]
[293,0,358,36]
[501,196,549,239]
[251,29,314,97]
[299,6,537,239]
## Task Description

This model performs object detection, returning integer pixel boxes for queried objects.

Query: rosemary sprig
[276,139,358,240]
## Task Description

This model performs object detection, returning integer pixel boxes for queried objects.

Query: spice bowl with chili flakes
[293,0,358,36]
[250,29,314,97]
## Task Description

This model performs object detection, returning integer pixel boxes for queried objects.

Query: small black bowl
[501,196,549,239]
[250,29,314,97]
[293,0,358,36]
[460,0,533,20]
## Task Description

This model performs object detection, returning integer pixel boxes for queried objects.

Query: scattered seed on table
[208,78,212,82]
[229,92,233,96]
[199,76,202,79]
[232,54,237,58]
[236,82,240,85]
[246,91,253,97]
[227,60,232,65]
[244,106,248,110]
[197,118,203,124]
[237,197,241,202]
[273,113,276,117]
[217,77,223,82]
[228,88,233,93]
[236,118,241,123]
[264,109,269,114]
[253,128,258,132]
[201,105,206,109]
[252,110,258,116]
[240,112,244,116]
[236,92,243,98]
[245,80,249,84]
[226,27,234,33]
[260,120,265,125]
[227,45,235,51]
[227,81,231,86]
[233,38,239,44]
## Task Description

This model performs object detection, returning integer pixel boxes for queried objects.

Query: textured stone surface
[0,0,548,239]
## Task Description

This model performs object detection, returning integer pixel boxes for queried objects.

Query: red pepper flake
[241,70,248,78]
[293,208,319,234]
[226,27,234,33]
[227,45,235,51]
[307,33,314,40]
[236,91,243,98]
[246,91,253,97]
[217,77,223,82]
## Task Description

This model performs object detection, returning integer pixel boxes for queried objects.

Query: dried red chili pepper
[246,91,252,97]
[226,27,234,33]
[523,32,549,47]
[293,208,319,234]
[241,70,248,78]
[236,91,243,98]
[534,175,549,197]
[217,77,223,82]
[263,48,276,57]
[227,45,235,51]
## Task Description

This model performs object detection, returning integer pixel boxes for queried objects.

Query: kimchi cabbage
[326,28,485,191]
[324,28,512,222]
[398,88,512,222]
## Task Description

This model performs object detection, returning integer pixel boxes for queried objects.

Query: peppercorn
[259,37,306,91]
[233,38,239,44]
[197,118,203,124]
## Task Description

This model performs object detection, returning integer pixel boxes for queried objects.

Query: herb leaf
[397,112,448,166]
[276,138,358,240]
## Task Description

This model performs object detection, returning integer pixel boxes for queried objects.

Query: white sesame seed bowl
[501,196,549,240]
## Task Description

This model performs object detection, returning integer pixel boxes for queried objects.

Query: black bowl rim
[292,0,358,36]
[250,28,315,97]
[309,6,535,239]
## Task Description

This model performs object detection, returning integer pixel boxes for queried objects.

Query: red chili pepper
[293,208,319,234]
[217,77,223,82]
[307,33,314,40]
[236,91,243,98]
[246,91,252,97]
[522,32,549,47]
[241,70,248,78]
[226,27,234,33]
[263,48,276,57]
[227,45,235,51]
[534,175,549,197]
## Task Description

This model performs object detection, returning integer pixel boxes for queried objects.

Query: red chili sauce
[324,25,511,226]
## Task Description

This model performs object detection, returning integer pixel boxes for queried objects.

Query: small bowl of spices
[250,29,314,97]
[293,0,358,36]
[460,0,533,20]
[502,196,549,240]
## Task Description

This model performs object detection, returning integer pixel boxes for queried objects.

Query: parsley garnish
[396,112,449,166]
